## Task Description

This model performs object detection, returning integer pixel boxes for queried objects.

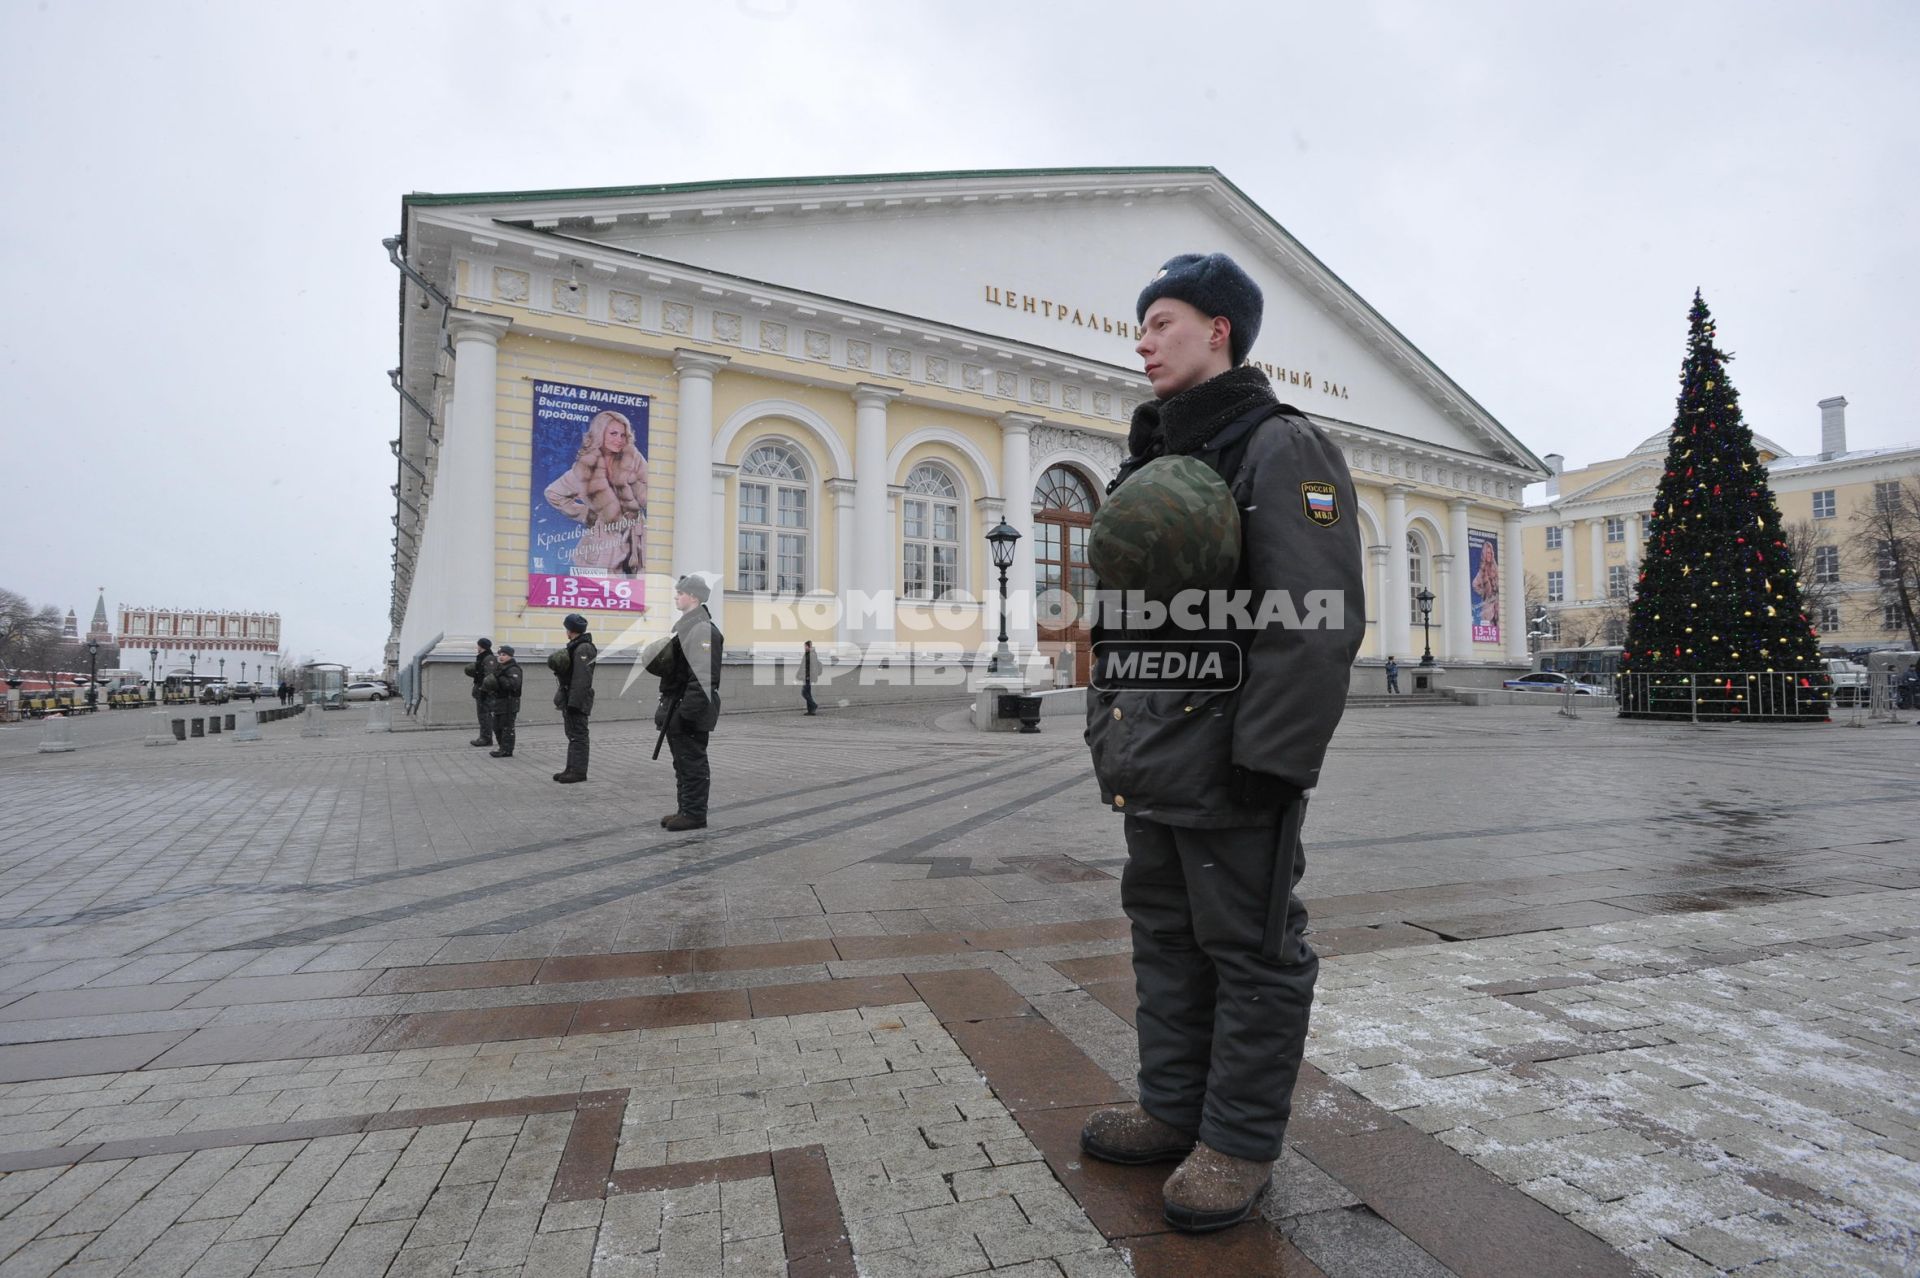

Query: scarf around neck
[1126,365,1279,460]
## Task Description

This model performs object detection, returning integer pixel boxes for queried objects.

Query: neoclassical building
[387,168,1546,722]
[1522,397,1919,651]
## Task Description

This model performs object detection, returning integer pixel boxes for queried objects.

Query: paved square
[0,699,1914,1275]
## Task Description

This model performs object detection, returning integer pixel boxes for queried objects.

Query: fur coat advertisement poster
[1468,529,1501,644]
[528,381,650,612]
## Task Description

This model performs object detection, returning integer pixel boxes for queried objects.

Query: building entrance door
[1034,465,1098,685]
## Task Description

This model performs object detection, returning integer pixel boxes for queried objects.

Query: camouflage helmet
[546,648,571,676]
[1088,455,1241,602]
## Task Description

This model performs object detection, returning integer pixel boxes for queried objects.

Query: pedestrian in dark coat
[465,638,497,747]
[1385,656,1400,694]
[487,647,523,758]
[651,576,723,830]
[551,617,595,782]
[1078,252,1367,1233]
[801,640,821,715]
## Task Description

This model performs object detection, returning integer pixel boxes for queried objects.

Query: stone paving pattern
[0,699,1913,1275]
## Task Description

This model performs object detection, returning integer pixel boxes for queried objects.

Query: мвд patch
[1301,481,1340,526]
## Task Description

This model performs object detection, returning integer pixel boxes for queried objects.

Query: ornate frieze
[493,268,529,303]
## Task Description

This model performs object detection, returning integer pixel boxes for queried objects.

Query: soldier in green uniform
[487,646,522,758]
[650,576,723,831]
[1081,253,1367,1232]
[464,638,497,747]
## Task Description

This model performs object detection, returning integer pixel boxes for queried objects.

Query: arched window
[738,442,809,593]
[1407,530,1429,617]
[1035,466,1095,515]
[902,464,961,600]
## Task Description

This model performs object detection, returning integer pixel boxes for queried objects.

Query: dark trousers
[802,679,817,713]
[474,694,495,743]
[562,707,590,776]
[666,725,712,818]
[1120,804,1317,1163]
[493,705,517,755]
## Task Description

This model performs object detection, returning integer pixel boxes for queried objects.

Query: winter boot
[1079,1105,1196,1166]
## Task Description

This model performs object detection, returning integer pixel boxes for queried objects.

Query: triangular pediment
[410,168,1541,472]
[1563,460,1663,504]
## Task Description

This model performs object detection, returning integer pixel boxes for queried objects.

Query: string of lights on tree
[1618,291,1829,720]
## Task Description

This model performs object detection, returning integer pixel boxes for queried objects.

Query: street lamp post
[1416,588,1436,668]
[86,641,99,711]
[219,657,226,684]
[985,520,1023,677]
[189,652,198,698]
[148,647,159,704]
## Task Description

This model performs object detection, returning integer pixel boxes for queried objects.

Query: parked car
[1504,671,1611,696]
[199,684,231,704]
[344,680,390,702]
[1824,658,1868,705]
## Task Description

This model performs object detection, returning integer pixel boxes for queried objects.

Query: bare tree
[1781,519,1843,632]
[0,589,62,674]
[1847,474,1920,650]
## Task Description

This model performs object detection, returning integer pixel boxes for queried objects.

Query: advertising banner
[527,381,650,613]
[1468,529,1501,644]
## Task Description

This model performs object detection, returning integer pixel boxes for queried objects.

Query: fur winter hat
[476,637,493,650]
[676,575,711,603]
[563,614,588,634]
[1136,253,1263,366]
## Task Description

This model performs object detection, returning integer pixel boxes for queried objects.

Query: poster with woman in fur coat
[528,382,651,613]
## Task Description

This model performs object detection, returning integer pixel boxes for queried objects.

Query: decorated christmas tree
[1618,292,1830,721]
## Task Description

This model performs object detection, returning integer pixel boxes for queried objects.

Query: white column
[852,385,900,649]
[999,413,1040,651]
[709,464,735,591]
[1432,554,1455,662]
[1588,517,1606,604]
[1448,498,1473,660]
[440,311,511,642]
[1505,511,1528,662]
[1366,545,1391,659]
[1384,485,1411,660]
[827,479,856,649]
[1559,515,1578,603]
[672,350,730,579]
[1625,507,1641,575]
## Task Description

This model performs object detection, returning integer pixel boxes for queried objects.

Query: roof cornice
[401,167,1544,478]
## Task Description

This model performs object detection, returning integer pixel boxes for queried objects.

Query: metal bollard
[37,715,75,754]
[365,700,391,733]
[224,714,235,731]
[172,718,187,741]
[208,715,222,735]
[190,718,205,738]
[147,709,177,747]
[232,707,262,742]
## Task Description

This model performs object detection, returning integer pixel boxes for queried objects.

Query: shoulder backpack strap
[1196,401,1306,487]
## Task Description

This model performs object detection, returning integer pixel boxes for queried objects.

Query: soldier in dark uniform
[465,638,497,747]
[487,646,522,758]
[551,615,595,783]
[651,576,723,831]
[1081,253,1367,1232]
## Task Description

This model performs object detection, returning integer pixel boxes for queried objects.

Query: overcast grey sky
[3,0,1914,667]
